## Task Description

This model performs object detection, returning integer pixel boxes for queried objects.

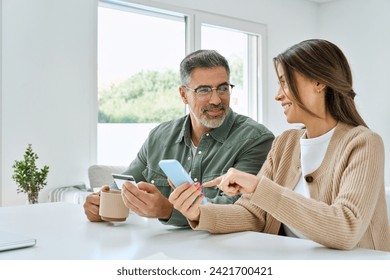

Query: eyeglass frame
[183,82,235,99]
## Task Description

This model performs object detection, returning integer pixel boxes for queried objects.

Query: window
[98,2,185,164]
[97,0,266,165]
[195,12,266,122]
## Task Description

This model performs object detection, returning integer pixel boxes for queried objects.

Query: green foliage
[98,57,243,123]
[230,55,243,87]
[12,144,49,199]
[98,70,184,123]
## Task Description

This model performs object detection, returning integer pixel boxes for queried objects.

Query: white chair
[48,165,127,204]
[88,164,127,191]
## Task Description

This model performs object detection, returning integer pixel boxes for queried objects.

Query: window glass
[98,5,185,164]
[201,25,248,115]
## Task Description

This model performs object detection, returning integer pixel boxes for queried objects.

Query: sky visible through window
[98,7,185,89]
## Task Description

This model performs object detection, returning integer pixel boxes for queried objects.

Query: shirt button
[187,156,191,160]
[194,178,198,182]
[206,133,209,136]
[305,176,313,183]
[198,151,202,155]
[151,180,155,184]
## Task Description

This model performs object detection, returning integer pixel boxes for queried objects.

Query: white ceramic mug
[99,189,129,222]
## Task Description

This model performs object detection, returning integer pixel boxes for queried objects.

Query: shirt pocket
[201,173,222,198]
[201,173,222,186]
[142,166,172,198]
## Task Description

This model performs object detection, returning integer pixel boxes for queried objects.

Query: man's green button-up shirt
[119,109,274,226]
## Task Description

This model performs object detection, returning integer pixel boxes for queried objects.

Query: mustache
[202,104,226,113]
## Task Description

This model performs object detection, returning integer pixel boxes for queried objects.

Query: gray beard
[189,105,227,129]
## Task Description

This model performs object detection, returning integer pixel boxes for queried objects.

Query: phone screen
[158,159,193,187]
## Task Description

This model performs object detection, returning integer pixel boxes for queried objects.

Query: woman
[169,39,390,252]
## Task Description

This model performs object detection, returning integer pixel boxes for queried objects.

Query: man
[83,50,274,227]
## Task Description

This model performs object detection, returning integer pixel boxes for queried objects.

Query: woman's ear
[315,82,326,94]
[179,86,189,104]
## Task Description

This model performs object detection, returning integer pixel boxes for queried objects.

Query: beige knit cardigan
[194,122,390,252]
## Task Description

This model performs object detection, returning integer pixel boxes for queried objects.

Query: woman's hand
[168,182,204,222]
[203,168,260,195]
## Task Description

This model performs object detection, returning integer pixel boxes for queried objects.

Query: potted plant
[12,144,49,204]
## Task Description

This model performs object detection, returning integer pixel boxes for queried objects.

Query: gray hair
[180,50,230,86]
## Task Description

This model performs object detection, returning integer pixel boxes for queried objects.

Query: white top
[284,127,335,239]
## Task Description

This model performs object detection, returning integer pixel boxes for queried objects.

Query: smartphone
[158,159,194,187]
[159,159,206,204]
[112,173,137,190]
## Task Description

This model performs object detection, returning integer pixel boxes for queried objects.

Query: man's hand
[121,181,173,220]
[83,185,110,222]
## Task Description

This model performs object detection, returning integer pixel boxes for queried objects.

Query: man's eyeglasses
[184,83,235,100]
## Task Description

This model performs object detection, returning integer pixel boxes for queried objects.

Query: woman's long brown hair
[273,39,367,128]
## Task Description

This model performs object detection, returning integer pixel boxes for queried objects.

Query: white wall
[319,0,390,185]
[0,1,3,205]
[1,0,97,205]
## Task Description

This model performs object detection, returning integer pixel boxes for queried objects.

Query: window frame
[192,11,267,122]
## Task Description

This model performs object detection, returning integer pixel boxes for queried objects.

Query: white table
[0,202,389,260]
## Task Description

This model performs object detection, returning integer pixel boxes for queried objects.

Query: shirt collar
[175,108,234,145]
